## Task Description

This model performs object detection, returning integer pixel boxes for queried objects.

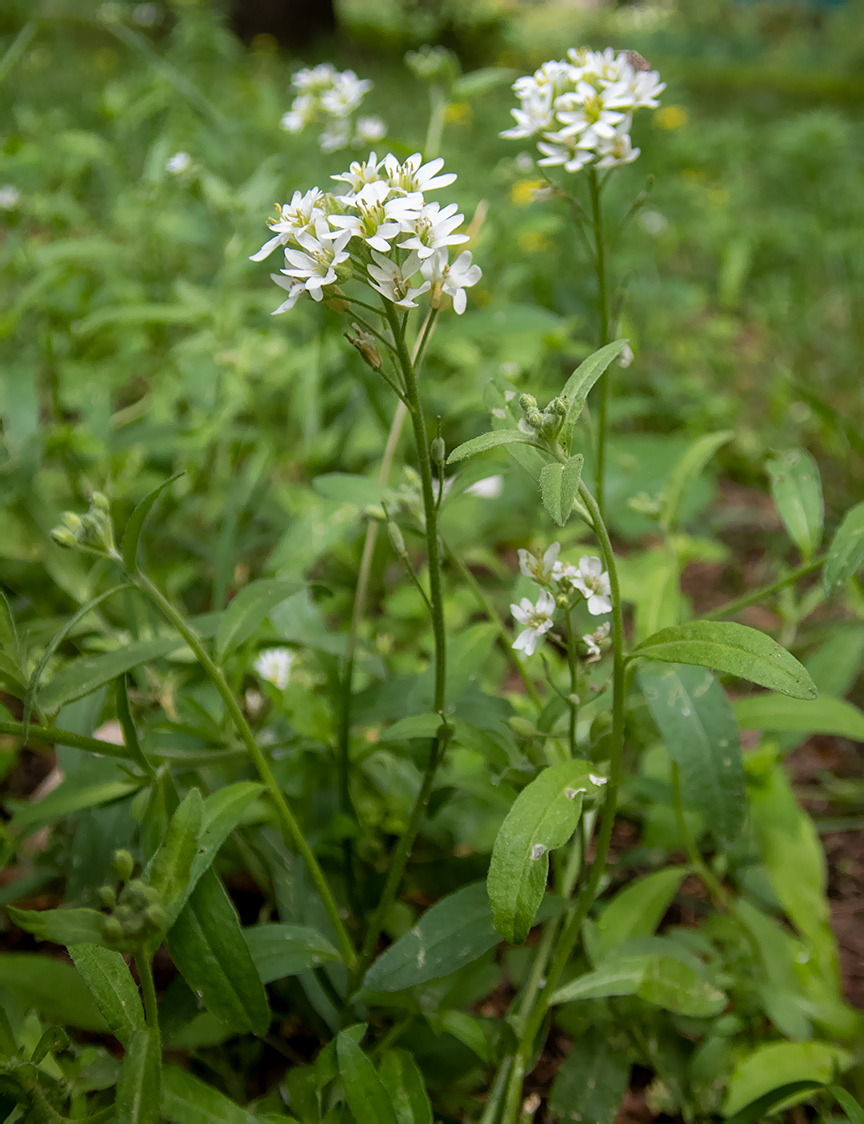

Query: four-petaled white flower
[250,188,326,262]
[166,151,190,174]
[420,248,482,314]
[367,250,430,309]
[0,185,21,210]
[399,200,469,259]
[511,592,556,656]
[568,555,613,615]
[519,542,561,587]
[582,621,611,662]
[255,647,293,690]
[278,221,352,303]
[383,153,456,195]
[354,115,387,146]
[331,181,423,252]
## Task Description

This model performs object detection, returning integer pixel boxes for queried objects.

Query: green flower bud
[519,393,537,412]
[387,520,407,558]
[61,512,84,534]
[430,436,446,465]
[102,916,125,945]
[144,904,168,933]
[51,527,79,549]
[91,491,110,514]
[98,885,117,910]
[112,849,134,883]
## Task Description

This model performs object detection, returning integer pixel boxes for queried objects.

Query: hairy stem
[564,611,579,757]
[588,169,611,517]
[702,556,824,621]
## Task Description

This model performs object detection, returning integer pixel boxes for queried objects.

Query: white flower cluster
[501,47,664,173]
[281,63,387,153]
[250,152,482,316]
[511,543,612,657]
[255,647,293,690]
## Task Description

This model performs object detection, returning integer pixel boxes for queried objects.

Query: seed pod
[430,436,446,465]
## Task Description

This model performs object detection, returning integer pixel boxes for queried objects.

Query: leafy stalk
[588,169,611,517]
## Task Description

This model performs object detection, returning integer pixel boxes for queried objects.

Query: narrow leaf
[559,339,628,449]
[831,1087,864,1124]
[121,472,185,571]
[9,906,106,947]
[378,1050,433,1124]
[630,620,817,700]
[734,693,864,742]
[766,448,823,559]
[550,951,725,1016]
[539,455,583,526]
[215,578,302,661]
[161,1065,256,1124]
[167,867,270,1036]
[9,779,141,829]
[115,1026,162,1124]
[39,636,182,712]
[147,787,203,914]
[723,1041,851,1118]
[549,1033,630,1124]
[823,502,864,595]
[488,761,601,943]
[446,429,541,464]
[638,663,745,846]
[594,867,687,962]
[662,430,733,532]
[336,1029,399,1124]
[116,674,156,777]
[69,943,145,1045]
[244,924,340,983]
[0,953,108,1031]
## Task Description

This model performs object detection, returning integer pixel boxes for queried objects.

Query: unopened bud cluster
[518,393,567,445]
[51,492,116,556]
[98,850,167,950]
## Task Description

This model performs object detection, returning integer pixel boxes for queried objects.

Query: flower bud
[430,436,446,465]
[387,520,407,558]
[112,849,134,883]
[51,527,79,549]
[91,491,110,514]
[102,916,124,945]
[519,393,537,412]
[144,904,168,933]
[98,885,117,910]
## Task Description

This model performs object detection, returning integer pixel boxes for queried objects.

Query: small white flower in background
[281,62,384,154]
[511,591,556,656]
[519,542,561,587]
[618,342,634,368]
[133,2,161,26]
[582,621,611,662]
[0,185,21,210]
[421,248,481,314]
[567,555,612,615]
[639,209,668,235]
[465,475,504,499]
[245,688,265,716]
[501,47,664,175]
[255,648,293,690]
[166,151,191,174]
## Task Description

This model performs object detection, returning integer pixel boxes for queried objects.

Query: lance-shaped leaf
[539,455,583,526]
[488,761,602,943]
[9,906,107,948]
[734,693,864,743]
[69,943,144,1045]
[662,430,734,532]
[215,578,302,661]
[115,1026,162,1124]
[39,635,182,712]
[336,1029,399,1124]
[9,779,142,829]
[146,787,203,914]
[723,1041,851,1119]
[766,448,823,560]
[0,953,107,1031]
[823,502,864,595]
[594,867,687,963]
[549,1032,630,1124]
[378,1049,434,1124]
[161,1066,257,1124]
[446,429,542,465]
[630,621,816,700]
[638,663,745,846]
[121,472,185,571]
[559,339,629,450]
[245,924,340,983]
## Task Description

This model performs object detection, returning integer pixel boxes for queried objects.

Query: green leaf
[630,620,817,700]
[8,905,106,947]
[167,867,270,1036]
[488,761,600,943]
[378,1050,433,1124]
[446,429,541,464]
[161,1066,256,1124]
[147,787,203,914]
[377,714,443,741]
[0,588,20,662]
[830,1086,864,1124]
[364,882,500,991]
[244,924,340,983]
[549,1032,630,1124]
[766,448,823,559]
[551,950,726,1017]
[594,867,687,963]
[9,779,141,829]
[115,1026,162,1124]
[734,693,864,742]
[638,663,745,846]
[215,578,302,661]
[116,674,156,777]
[336,1029,399,1124]
[40,636,182,712]
[312,473,388,508]
[69,943,145,1045]
[539,455,583,526]
[453,66,515,97]
[823,502,864,595]
[559,339,629,450]
[723,1041,851,1118]
[662,430,734,532]
[0,952,108,1031]
[121,472,185,571]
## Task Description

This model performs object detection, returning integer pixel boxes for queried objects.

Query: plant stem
[135,951,159,1033]
[497,481,625,1124]
[564,611,579,758]
[588,170,611,518]
[353,308,449,985]
[702,556,824,621]
[670,762,729,911]
[130,569,356,970]
[0,721,138,761]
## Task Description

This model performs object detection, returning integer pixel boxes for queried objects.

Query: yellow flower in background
[681,167,706,184]
[654,105,689,130]
[518,231,551,253]
[708,187,730,206]
[511,178,545,206]
[444,102,472,125]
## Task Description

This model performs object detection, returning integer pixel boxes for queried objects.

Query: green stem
[702,556,824,621]
[670,762,729,911]
[564,611,579,757]
[135,951,159,1033]
[130,569,356,970]
[0,721,136,761]
[588,170,611,518]
[498,481,625,1124]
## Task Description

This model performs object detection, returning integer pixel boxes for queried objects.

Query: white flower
[519,542,560,587]
[569,555,612,615]
[331,180,423,252]
[0,185,21,210]
[321,70,371,117]
[282,63,375,152]
[354,115,387,145]
[255,648,293,690]
[367,250,430,309]
[291,63,340,92]
[279,221,352,301]
[595,128,640,169]
[269,272,306,315]
[132,2,160,26]
[618,342,634,368]
[582,621,611,662]
[166,151,190,174]
[511,591,556,656]
[383,153,456,194]
[331,152,386,194]
[399,200,469,259]
[420,248,481,314]
[319,120,352,153]
[465,475,503,499]
[250,187,327,262]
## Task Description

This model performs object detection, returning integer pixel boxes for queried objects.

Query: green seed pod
[430,436,446,465]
